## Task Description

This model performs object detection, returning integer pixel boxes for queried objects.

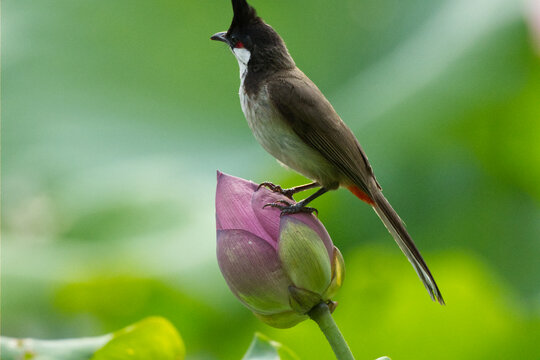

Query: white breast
[240,85,340,186]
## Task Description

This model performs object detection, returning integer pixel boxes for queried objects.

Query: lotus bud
[216,172,345,328]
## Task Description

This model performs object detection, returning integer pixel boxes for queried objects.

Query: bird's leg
[258,181,320,199]
[263,187,329,216]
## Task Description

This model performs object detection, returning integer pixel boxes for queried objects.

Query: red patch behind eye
[235,41,245,49]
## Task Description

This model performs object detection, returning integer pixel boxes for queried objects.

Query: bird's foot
[258,182,295,199]
[263,199,318,216]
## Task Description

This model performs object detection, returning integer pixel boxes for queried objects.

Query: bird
[211,0,444,305]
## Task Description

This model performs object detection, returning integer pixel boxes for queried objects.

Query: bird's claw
[263,199,291,210]
[281,204,319,216]
[258,182,295,199]
[263,200,318,216]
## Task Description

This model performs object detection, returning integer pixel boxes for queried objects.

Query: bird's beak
[210,31,229,45]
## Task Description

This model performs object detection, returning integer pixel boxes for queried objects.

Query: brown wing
[268,69,378,195]
[268,70,444,304]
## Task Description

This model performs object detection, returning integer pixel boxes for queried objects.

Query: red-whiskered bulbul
[211,0,444,305]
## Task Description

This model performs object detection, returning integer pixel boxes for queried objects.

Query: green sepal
[323,246,345,300]
[254,311,308,329]
[288,286,323,314]
[279,217,332,295]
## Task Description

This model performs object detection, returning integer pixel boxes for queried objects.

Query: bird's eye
[230,35,245,49]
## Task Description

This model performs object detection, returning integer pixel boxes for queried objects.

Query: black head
[211,0,295,73]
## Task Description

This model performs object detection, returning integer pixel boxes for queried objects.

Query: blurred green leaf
[53,276,253,359]
[1,335,110,360]
[242,333,298,360]
[0,317,183,360]
[91,317,185,360]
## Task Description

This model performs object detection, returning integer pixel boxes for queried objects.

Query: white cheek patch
[232,47,251,65]
[232,47,251,80]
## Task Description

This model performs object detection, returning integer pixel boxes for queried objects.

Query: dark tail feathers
[371,190,445,305]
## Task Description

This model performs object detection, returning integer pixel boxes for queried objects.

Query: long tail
[349,185,445,305]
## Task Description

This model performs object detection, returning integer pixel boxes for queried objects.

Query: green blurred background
[2,0,540,359]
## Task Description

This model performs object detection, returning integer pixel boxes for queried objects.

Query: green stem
[308,302,355,360]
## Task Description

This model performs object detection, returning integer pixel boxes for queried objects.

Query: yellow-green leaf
[90,317,185,360]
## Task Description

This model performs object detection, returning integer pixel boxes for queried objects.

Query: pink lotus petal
[250,186,293,248]
[216,171,274,245]
[217,229,292,314]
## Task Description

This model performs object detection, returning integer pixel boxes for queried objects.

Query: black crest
[222,0,296,93]
[229,0,260,31]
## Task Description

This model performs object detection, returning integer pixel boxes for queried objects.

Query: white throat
[232,48,251,84]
